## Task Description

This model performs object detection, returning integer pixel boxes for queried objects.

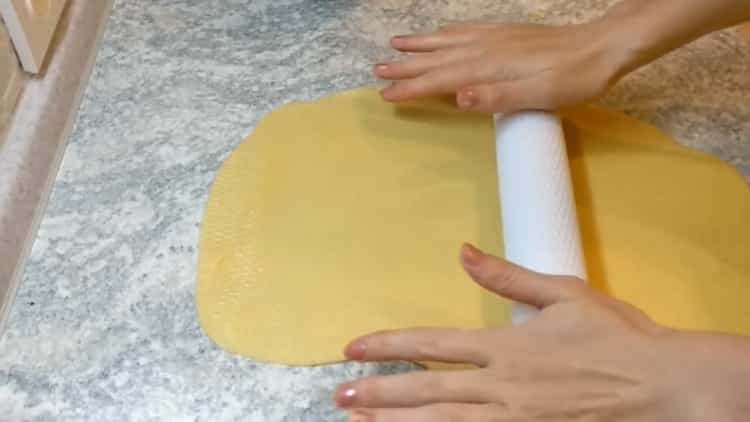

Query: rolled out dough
[196,87,750,367]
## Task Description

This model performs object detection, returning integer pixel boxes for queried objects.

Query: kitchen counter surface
[1,0,748,420]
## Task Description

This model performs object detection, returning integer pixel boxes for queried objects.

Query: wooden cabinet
[0,0,67,74]
[0,21,22,132]
[740,23,750,44]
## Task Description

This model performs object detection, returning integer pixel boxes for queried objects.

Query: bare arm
[607,0,750,74]
[375,0,750,113]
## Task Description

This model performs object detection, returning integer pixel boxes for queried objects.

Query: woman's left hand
[333,244,721,422]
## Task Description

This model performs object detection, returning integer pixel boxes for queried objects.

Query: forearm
[598,0,750,74]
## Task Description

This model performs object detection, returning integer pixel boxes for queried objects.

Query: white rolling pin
[493,112,587,325]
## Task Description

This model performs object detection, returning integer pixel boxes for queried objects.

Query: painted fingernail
[374,63,389,74]
[391,36,406,47]
[335,384,358,407]
[458,90,478,109]
[462,243,483,267]
[345,340,367,360]
[349,411,372,422]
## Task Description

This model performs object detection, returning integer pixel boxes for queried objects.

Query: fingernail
[345,340,367,360]
[458,90,478,109]
[391,35,405,46]
[335,384,358,407]
[375,63,388,75]
[462,243,483,267]
[349,411,371,422]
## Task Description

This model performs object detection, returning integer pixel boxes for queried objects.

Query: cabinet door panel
[0,22,23,134]
[0,0,67,74]
[740,23,750,44]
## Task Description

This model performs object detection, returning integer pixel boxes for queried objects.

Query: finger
[334,370,494,408]
[440,21,501,31]
[348,403,508,422]
[460,243,585,308]
[375,47,481,81]
[344,327,491,366]
[380,61,494,102]
[390,28,479,52]
[456,77,555,113]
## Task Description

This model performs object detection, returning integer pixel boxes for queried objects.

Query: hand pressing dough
[196,87,750,367]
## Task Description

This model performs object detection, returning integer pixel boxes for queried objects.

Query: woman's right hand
[336,244,750,422]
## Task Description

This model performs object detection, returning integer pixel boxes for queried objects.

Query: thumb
[460,243,583,308]
[457,77,554,114]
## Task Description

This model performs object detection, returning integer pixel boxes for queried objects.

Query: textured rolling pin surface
[494,112,587,324]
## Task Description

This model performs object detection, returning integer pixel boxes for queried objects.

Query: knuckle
[480,88,506,107]
[487,268,518,291]
[368,331,397,354]
[403,79,426,95]
[413,375,443,403]
[464,44,487,60]
[388,61,411,75]
[414,335,441,358]
[427,373,449,395]
[558,276,589,297]
[401,57,422,69]
[411,58,434,73]
[357,377,384,403]
[552,301,609,335]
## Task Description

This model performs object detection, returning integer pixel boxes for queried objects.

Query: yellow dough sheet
[195,87,750,367]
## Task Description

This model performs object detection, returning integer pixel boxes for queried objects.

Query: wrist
[663,330,750,422]
[594,0,750,77]
[574,18,646,90]
[590,3,676,78]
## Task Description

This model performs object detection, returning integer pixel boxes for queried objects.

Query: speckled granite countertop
[0,1,748,421]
